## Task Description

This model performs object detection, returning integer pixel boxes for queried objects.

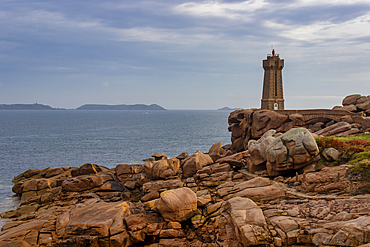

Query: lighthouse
[261,49,285,110]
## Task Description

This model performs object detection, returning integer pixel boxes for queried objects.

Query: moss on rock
[347,159,370,182]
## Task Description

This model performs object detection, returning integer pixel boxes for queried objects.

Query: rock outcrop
[156,187,197,222]
[266,128,320,176]
[335,94,370,114]
[228,94,370,152]
[248,129,276,167]
[1,141,370,246]
[313,121,361,137]
[227,197,271,245]
[181,151,213,178]
[3,93,370,246]
[144,158,180,180]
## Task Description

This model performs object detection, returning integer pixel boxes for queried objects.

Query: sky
[0,0,370,110]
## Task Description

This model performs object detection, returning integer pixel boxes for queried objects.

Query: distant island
[0,103,166,110]
[218,107,241,111]
[0,103,63,110]
[76,104,166,110]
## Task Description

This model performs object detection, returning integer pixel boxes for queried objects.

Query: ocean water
[0,110,232,214]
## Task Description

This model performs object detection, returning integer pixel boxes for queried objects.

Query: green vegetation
[316,135,370,159]
[348,151,370,164]
[352,184,370,195]
[347,159,370,182]
[316,135,370,188]
[331,134,370,142]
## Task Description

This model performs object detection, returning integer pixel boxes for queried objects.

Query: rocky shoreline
[1,143,370,246]
[1,95,370,246]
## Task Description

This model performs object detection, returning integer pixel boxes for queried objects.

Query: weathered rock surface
[228,94,370,152]
[152,152,168,160]
[250,110,289,139]
[71,163,107,177]
[141,179,183,202]
[314,122,352,136]
[56,199,132,239]
[144,157,180,180]
[216,150,249,168]
[156,187,197,222]
[248,129,276,166]
[227,197,271,245]
[322,147,340,161]
[265,128,320,176]
[4,94,370,246]
[181,151,213,178]
[1,145,370,246]
[208,142,225,162]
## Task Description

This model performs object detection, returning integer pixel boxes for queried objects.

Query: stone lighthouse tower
[261,49,285,110]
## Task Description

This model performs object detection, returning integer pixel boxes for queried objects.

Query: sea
[0,110,232,217]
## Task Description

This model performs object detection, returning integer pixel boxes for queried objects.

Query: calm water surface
[0,110,232,214]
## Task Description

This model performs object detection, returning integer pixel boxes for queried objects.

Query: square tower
[261,50,284,110]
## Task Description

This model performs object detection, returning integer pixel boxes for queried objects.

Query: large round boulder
[342,94,361,106]
[265,128,320,176]
[144,158,180,180]
[182,151,213,178]
[156,187,197,222]
[356,101,370,111]
[356,95,370,104]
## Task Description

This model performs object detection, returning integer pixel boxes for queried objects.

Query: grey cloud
[0,0,369,109]
[266,4,370,25]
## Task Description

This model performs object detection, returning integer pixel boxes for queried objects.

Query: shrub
[316,137,370,159]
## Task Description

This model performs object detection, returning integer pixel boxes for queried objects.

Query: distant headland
[0,103,166,110]
[0,103,64,110]
[76,104,166,110]
[218,107,242,111]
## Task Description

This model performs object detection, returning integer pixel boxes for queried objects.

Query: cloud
[174,0,267,20]
[1,0,370,109]
[265,14,370,43]
[113,27,185,43]
[296,0,368,7]
[0,6,217,46]
[2,0,367,49]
